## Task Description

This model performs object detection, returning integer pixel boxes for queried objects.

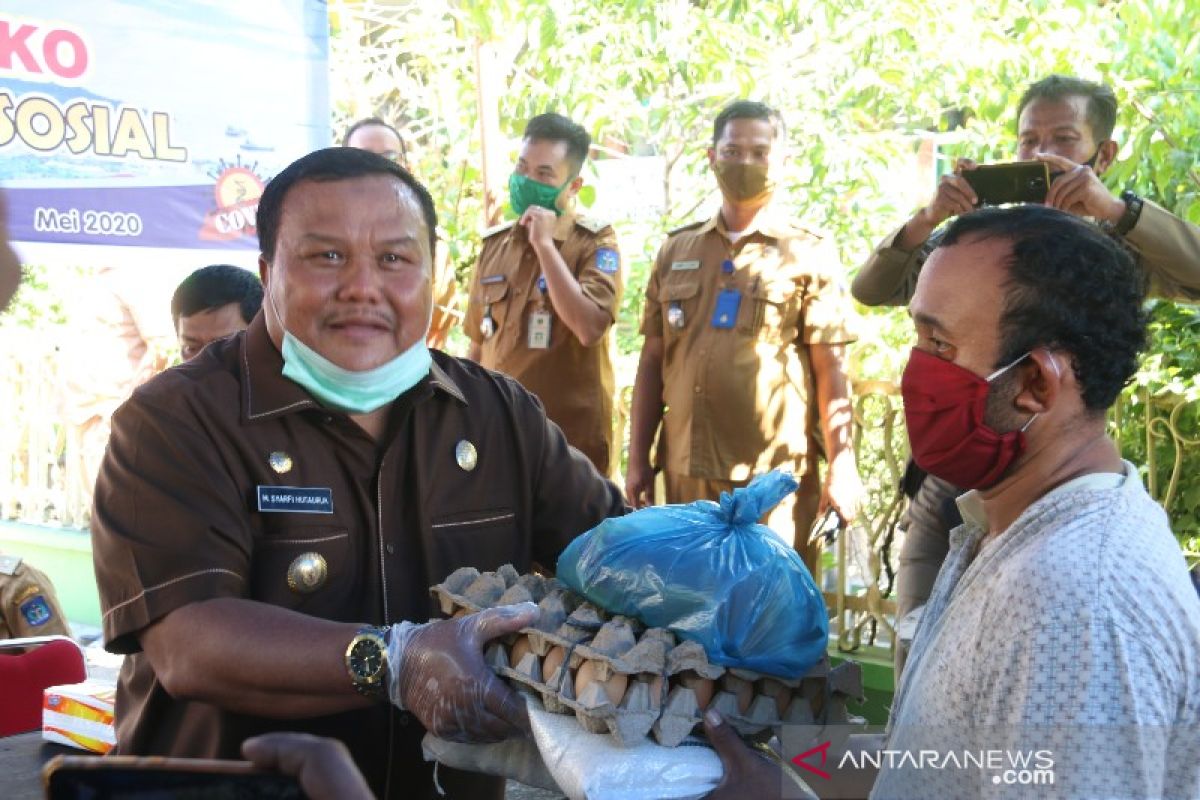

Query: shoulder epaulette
[575,215,612,234]
[667,219,706,237]
[481,220,516,239]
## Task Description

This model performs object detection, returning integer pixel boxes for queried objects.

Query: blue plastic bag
[557,470,828,678]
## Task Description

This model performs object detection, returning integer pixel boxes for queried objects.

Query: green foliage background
[326,0,1199,554]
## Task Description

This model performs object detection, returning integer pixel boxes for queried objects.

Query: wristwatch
[1111,190,1144,236]
[345,626,390,699]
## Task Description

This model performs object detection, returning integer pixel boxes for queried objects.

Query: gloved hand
[387,602,539,743]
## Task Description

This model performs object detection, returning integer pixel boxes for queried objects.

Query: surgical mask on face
[509,172,568,216]
[713,161,776,205]
[269,287,431,415]
[901,348,1039,489]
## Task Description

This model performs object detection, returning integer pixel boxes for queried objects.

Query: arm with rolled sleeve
[851,224,944,307]
[535,221,621,347]
[1124,199,1200,302]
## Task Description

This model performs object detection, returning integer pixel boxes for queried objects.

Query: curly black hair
[939,205,1147,411]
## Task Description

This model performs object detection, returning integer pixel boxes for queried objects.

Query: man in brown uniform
[465,113,622,475]
[90,148,625,799]
[852,75,1200,672]
[626,100,862,563]
[0,553,70,639]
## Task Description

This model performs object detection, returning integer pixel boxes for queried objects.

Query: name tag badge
[257,486,334,514]
[710,289,741,329]
[527,310,552,349]
[480,274,506,285]
[670,260,700,271]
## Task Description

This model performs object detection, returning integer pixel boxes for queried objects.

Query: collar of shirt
[955,465,1130,534]
[698,205,793,242]
[239,313,467,422]
[552,210,577,242]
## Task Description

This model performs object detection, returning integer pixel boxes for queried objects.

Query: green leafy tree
[328,0,1200,554]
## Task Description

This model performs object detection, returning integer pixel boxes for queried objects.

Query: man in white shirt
[870,204,1200,798]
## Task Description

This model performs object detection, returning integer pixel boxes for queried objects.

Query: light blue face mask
[280,331,432,415]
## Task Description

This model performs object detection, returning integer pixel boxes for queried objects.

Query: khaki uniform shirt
[464,212,622,474]
[853,199,1200,306]
[640,209,856,481]
[91,314,625,799]
[0,554,70,639]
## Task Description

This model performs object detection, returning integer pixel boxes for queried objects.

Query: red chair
[0,635,87,737]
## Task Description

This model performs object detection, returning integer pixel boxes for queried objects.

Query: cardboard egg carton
[432,565,864,748]
[430,564,548,615]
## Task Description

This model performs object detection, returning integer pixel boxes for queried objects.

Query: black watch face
[351,638,383,679]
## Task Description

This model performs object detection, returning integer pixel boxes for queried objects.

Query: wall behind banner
[0,0,330,254]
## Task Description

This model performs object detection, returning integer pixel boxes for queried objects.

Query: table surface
[0,730,84,800]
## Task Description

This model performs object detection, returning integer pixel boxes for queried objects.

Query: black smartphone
[962,161,1050,206]
[43,754,305,799]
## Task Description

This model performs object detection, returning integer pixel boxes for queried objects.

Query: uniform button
[385,543,395,555]
[693,385,701,394]
[322,415,334,424]
[515,288,523,295]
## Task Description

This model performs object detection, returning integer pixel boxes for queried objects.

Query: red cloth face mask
[901,348,1036,490]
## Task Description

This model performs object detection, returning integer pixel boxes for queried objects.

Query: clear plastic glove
[387,602,539,743]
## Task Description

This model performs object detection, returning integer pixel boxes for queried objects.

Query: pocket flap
[480,279,510,304]
[661,276,702,301]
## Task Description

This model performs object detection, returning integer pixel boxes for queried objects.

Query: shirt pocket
[476,278,513,334]
[252,524,355,615]
[741,280,799,344]
[659,272,704,338]
[429,507,522,576]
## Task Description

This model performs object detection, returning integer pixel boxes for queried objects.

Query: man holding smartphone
[852,74,1200,675]
[854,74,1200,307]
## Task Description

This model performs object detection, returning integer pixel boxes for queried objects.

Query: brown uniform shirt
[852,199,1200,306]
[464,212,622,474]
[91,314,625,799]
[0,555,70,639]
[641,209,856,481]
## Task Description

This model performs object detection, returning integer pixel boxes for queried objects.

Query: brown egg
[646,675,666,709]
[760,680,792,717]
[679,673,715,710]
[543,646,568,687]
[733,679,754,714]
[575,660,628,706]
[509,635,534,671]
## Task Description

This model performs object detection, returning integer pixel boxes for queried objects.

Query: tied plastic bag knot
[719,470,799,527]
[558,469,827,678]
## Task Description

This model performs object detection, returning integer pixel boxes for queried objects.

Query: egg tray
[430,565,864,748]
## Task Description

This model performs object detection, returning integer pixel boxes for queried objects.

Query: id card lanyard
[527,275,551,349]
[710,256,740,329]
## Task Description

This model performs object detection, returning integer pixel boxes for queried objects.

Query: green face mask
[509,172,569,217]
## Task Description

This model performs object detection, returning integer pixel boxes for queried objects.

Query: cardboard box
[42,680,116,753]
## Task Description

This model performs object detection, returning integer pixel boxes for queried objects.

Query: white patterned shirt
[872,462,1200,799]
